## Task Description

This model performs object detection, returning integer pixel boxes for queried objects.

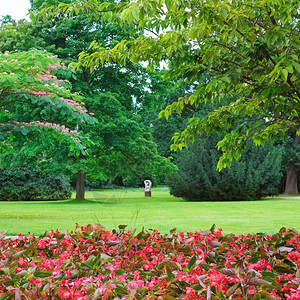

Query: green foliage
[123,155,177,187]
[0,18,45,52]
[19,4,174,189]
[0,49,96,156]
[123,172,156,187]
[42,0,299,169]
[167,135,283,201]
[29,1,159,113]
[0,166,71,201]
[80,92,175,183]
[143,82,192,158]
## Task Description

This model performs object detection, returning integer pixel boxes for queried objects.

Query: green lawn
[0,187,299,235]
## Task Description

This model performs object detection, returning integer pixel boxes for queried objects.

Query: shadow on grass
[45,199,123,205]
[0,194,295,205]
[64,197,291,205]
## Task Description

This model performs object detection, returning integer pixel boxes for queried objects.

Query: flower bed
[0,225,299,299]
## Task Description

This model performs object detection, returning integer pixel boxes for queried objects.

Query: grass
[0,187,299,235]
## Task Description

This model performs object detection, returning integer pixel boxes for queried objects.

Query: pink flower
[248,286,255,295]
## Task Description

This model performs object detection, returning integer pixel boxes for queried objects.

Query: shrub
[167,135,283,201]
[123,157,176,187]
[123,172,156,187]
[0,166,71,201]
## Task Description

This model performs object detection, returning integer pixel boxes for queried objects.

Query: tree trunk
[284,163,299,194]
[284,135,300,194]
[83,67,90,84]
[76,171,86,200]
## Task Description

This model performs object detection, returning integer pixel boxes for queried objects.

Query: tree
[280,134,300,194]
[167,135,282,201]
[0,17,45,53]
[36,0,299,193]
[67,92,176,193]
[0,49,96,156]
[29,0,160,113]
[1,10,175,199]
[145,82,198,158]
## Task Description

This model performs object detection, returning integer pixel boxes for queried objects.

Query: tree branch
[144,28,159,37]
[216,43,248,59]
[250,18,269,31]
[240,76,259,86]
[267,10,277,25]
[220,57,253,70]
[223,20,252,43]
[265,51,277,66]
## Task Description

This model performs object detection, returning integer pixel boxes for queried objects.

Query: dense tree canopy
[29,0,165,114]
[0,16,44,52]
[0,3,176,199]
[0,49,96,156]
[36,0,300,170]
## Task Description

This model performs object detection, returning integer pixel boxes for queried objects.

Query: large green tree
[29,0,162,113]
[37,0,299,193]
[0,16,44,52]
[2,2,174,199]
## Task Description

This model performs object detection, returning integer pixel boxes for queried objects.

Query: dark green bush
[0,166,71,201]
[167,135,283,201]
[123,172,156,187]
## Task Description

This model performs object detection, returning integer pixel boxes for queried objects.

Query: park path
[266,195,300,200]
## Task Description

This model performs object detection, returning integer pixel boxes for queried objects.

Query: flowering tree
[0,49,96,156]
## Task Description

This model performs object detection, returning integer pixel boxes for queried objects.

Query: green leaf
[280,69,288,81]
[91,253,101,266]
[54,274,65,279]
[273,263,295,274]
[0,294,13,300]
[114,269,125,275]
[170,227,177,234]
[261,271,277,279]
[132,7,139,20]
[165,265,174,280]
[221,76,231,83]
[21,128,28,136]
[33,271,52,278]
[291,61,300,73]
[285,64,293,73]
[118,224,128,230]
[115,285,128,296]
[220,8,228,19]
[210,223,216,233]
[187,255,197,271]
[226,283,240,297]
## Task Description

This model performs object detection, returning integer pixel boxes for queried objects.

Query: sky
[0,0,31,21]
